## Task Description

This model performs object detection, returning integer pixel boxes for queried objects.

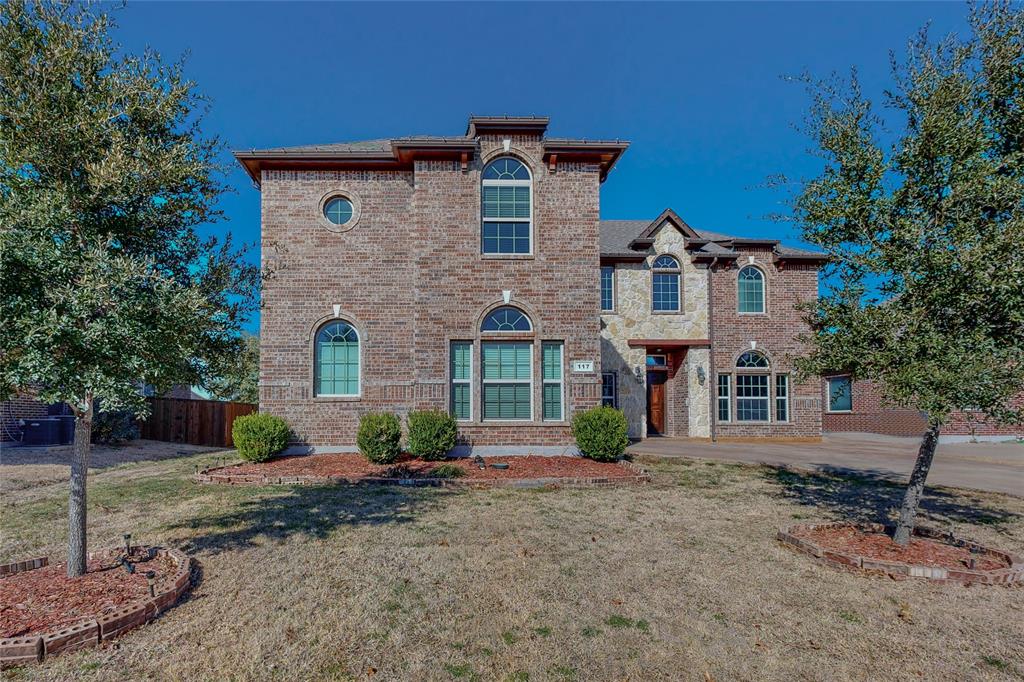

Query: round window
[323,197,354,226]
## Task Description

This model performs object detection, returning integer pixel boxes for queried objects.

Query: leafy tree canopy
[788,1,1024,427]
[0,0,259,416]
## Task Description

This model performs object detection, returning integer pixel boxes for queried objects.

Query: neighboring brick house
[823,376,1023,442]
[237,115,827,451]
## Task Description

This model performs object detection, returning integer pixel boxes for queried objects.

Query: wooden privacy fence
[138,398,257,448]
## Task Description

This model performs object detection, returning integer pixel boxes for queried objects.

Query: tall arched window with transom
[481,157,532,255]
[738,266,766,314]
[314,321,360,397]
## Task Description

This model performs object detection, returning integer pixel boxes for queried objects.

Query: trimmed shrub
[571,406,629,462]
[357,412,402,464]
[407,409,457,461]
[232,413,290,462]
[91,410,139,445]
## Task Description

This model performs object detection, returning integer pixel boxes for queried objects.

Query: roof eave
[541,141,630,182]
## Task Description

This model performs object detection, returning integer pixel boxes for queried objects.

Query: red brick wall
[710,251,822,438]
[821,379,1021,439]
[821,378,927,436]
[259,133,602,447]
[0,393,49,441]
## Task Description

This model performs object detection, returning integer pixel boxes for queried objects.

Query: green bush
[357,412,402,464]
[430,462,466,478]
[91,410,139,445]
[571,406,629,462]
[232,412,290,462]
[406,409,457,460]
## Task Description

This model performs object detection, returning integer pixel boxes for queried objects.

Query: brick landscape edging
[195,459,651,489]
[777,522,1024,586]
[0,546,193,668]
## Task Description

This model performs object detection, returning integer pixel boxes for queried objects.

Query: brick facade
[245,115,826,448]
[824,378,1022,441]
[0,392,48,442]
[254,122,606,448]
[709,251,822,439]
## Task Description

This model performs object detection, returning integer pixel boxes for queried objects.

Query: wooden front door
[647,371,667,435]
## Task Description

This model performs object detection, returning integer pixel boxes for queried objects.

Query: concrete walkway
[627,432,1024,496]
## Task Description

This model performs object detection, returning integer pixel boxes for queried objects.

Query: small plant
[571,406,629,462]
[357,412,402,464]
[981,655,1009,671]
[605,614,634,629]
[580,626,601,638]
[231,412,290,462]
[431,462,466,479]
[407,409,457,460]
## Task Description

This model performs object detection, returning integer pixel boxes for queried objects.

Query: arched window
[482,157,531,255]
[652,254,681,312]
[736,350,769,368]
[738,266,765,314]
[314,321,360,396]
[481,306,532,332]
[735,350,770,421]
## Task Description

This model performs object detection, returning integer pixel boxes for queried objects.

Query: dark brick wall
[0,393,48,442]
[259,133,602,447]
[711,250,822,438]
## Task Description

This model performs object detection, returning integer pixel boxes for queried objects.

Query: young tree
[788,1,1024,544]
[206,332,260,404]
[0,1,259,575]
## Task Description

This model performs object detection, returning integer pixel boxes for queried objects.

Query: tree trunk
[67,398,93,578]
[892,418,942,546]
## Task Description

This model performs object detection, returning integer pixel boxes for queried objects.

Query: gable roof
[599,211,827,265]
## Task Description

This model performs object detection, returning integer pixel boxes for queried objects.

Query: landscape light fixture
[146,570,156,597]
[123,533,132,556]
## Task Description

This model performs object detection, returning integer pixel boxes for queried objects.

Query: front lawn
[1,449,1022,680]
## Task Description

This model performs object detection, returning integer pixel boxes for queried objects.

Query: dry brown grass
[1,448,1022,681]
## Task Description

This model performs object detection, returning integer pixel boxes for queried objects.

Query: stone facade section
[600,223,710,439]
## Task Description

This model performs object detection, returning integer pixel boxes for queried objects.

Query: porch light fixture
[696,366,706,385]
[633,366,643,383]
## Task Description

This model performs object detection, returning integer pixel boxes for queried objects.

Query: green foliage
[571,406,629,462]
[90,409,139,445]
[357,412,402,464]
[206,333,260,404]
[231,413,290,462]
[406,409,457,460]
[782,1,1024,428]
[0,0,260,416]
[430,462,465,479]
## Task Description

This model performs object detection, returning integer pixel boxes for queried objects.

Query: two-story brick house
[236,115,826,452]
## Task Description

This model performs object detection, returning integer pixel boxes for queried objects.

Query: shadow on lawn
[765,465,1018,527]
[165,484,452,555]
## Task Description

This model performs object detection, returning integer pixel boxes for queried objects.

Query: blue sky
[110,1,970,331]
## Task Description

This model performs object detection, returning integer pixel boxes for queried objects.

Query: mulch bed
[0,550,175,638]
[790,525,1010,572]
[215,453,640,482]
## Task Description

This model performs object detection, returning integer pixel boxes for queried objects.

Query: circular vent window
[323,197,354,226]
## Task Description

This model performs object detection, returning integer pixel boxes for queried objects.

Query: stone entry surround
[601,224,711,439]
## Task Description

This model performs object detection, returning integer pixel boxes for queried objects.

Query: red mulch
[218,453,636,481]
[793,525,1009,571]
[0,550,176,638]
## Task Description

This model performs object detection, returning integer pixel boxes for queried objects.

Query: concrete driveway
[627,432,1024,496]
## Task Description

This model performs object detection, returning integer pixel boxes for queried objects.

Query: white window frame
[314,321,361,398]
[737,265,767,315]
[602,371,618,409]
[652,255,682,313]
[450,342,473,422]
[481,341,534,422]
[827,375,853,413]
[717,373,731,422]
[775,374,789,423]
[481,156,534,257]
[542,341,564,422]
[600,266,615,312]
[735,373,771,423]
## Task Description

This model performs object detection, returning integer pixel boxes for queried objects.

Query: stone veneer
[600,224,710,439]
